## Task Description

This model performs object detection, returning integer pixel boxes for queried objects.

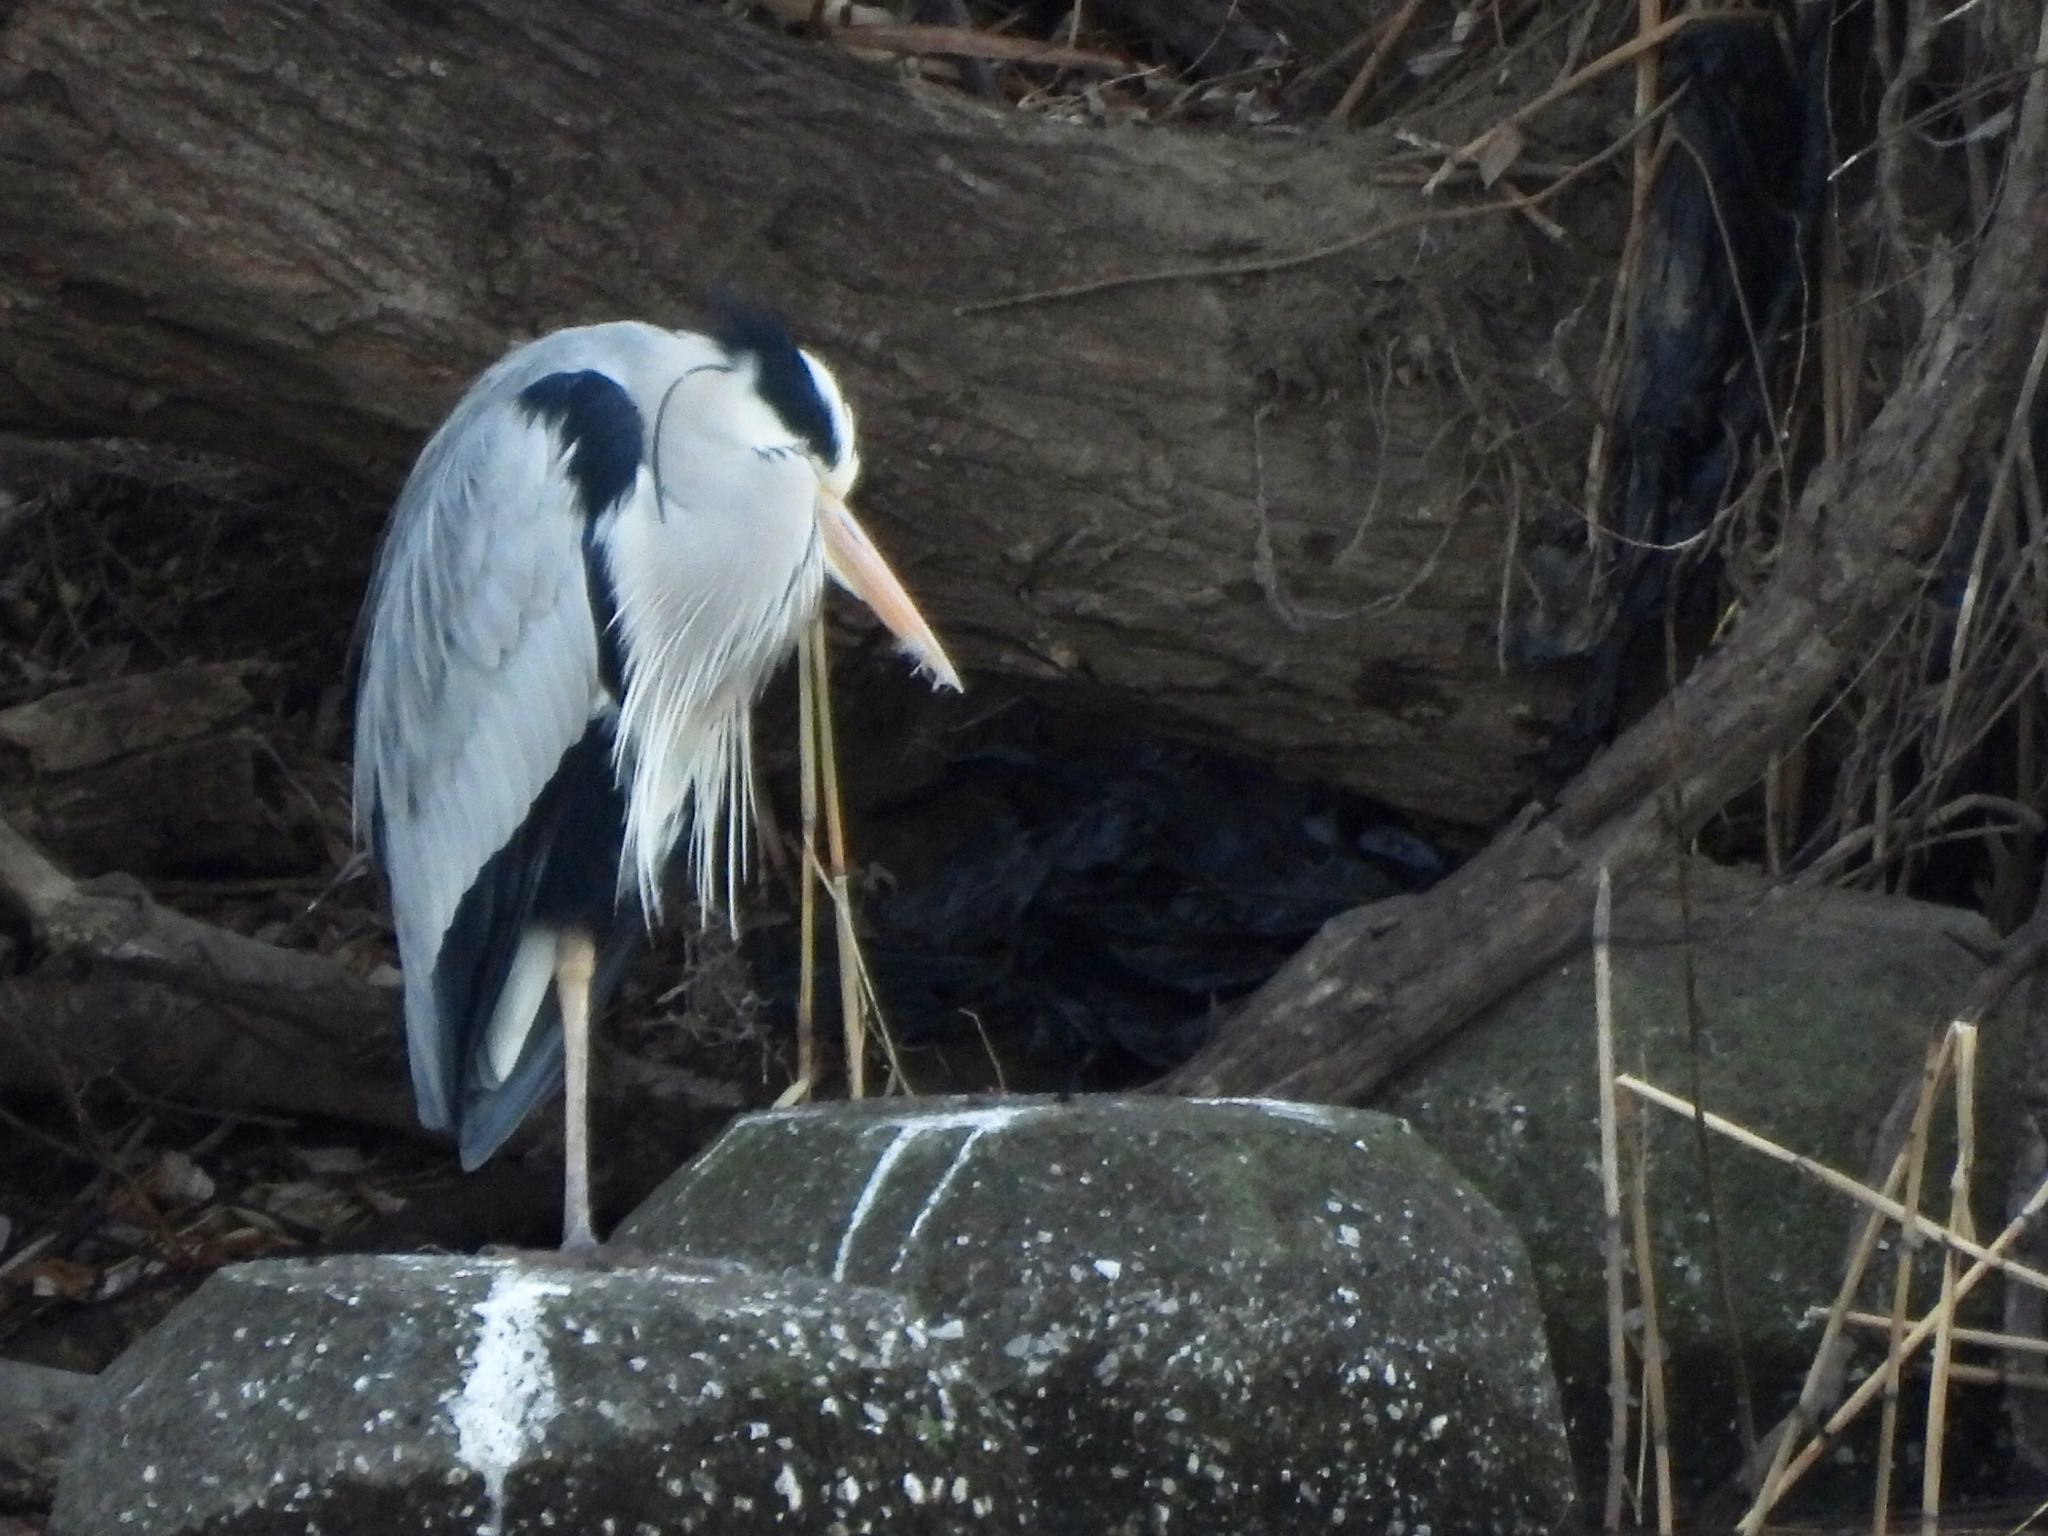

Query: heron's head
[712,311,959,692]
[711,309,861,496]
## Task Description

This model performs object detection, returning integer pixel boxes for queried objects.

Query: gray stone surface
[1382,862,2021,1452]
[619,1094,1576,1535]
[52,1253,1031,1535]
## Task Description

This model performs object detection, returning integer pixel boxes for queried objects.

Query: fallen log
[0,0,1607,826]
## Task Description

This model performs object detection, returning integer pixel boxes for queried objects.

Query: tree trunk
[0,0,1604,827]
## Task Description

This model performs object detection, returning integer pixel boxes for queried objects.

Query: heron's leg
[556,927,600,1253]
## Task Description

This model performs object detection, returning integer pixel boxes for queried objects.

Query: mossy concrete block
[619,1094,1576,1534]
[1383,863,2020,1447]
[52,1253,1031,1535]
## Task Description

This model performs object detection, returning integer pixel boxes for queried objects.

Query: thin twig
[830,22,1135,74]
[1328,0,1431,124]
[1420,8,1769,194]
[1932,310,2048,765]
[1662,602,1757,1457]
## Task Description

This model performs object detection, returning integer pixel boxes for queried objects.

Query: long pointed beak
[817,494,963,692]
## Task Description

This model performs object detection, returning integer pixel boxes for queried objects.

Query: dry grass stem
[1615,1074,2048,1294]
[1595,867,1629,1532]
[1766,1166,2048,1509]
[785,619,909,1103]
[829,21,1134,73]
[1922,1026,1980,1535]
[1935,1359,2048,1393]
[1744,1024,1949,1531]
[962,96,1674,314]
[1625,1089,1675,1534]
[1828,1311,2048,1358]
[806,624,867,1097]
[1745,1143,1914,1533]
[1871,1031,1953,1534]
[782,613,825,1108]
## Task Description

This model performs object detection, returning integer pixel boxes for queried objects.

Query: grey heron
[353,315,959,1249]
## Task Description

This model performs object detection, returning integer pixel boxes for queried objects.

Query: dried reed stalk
[1922,1358,2048,1392]
[1828,1311,2048,1358]
[1625,1088,1675,1534]
[1596,868,1630,1532]
[1922,1025,1979,1535]
[1872,1030,1953,1533]
[806,622,869,1097]
[1761,1167,2048,1511]
[783,612,824,1106]
[1744,1140,1915,1535]
[1616,1075,2048,1294]
[786,618,907,1103]
[1747,1030,1953,1534]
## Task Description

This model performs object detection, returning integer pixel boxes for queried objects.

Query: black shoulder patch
[580,520,627,701]
[711,306,840,464]
[517,370,645,519]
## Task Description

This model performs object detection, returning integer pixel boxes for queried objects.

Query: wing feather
[354,392,613,1130]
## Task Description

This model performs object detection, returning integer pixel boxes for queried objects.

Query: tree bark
[0,0,1606,827]
[1165,16,2048,1099]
